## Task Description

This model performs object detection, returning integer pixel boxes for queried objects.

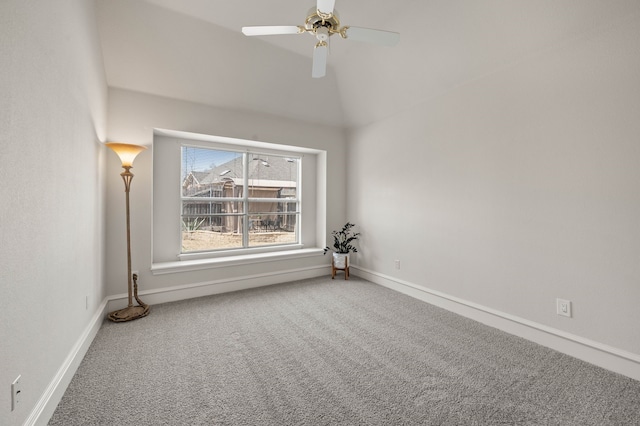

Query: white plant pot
[333,252,349,269]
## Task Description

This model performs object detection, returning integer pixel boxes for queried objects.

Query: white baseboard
[352,266,640,382]
[25,298,109,426]
[107,265,328,312]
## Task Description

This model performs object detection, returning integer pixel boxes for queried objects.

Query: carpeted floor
[49,276,640,425]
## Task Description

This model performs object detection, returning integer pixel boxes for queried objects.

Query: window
[152,129,325,269]
[180,146,300,253]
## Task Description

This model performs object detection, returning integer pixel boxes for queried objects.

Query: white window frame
[180,145,301,255]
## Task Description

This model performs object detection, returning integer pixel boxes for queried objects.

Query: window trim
[152,128,327,267]
[151,247,323,275]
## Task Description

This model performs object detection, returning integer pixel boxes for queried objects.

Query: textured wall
[0,1,107,424]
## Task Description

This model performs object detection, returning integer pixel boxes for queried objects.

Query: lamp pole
[122,166,134,308]
[106,143,150,322]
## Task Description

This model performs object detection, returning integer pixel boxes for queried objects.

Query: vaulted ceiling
[96,0,640,128]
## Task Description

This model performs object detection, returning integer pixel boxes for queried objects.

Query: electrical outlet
[11,375,21,411]
[131,270,139,280]
[394,260,400,270]
[557,298,572,318]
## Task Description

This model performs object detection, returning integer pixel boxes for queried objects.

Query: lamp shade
[106,142,147,168]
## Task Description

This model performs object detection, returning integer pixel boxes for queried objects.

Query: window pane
[248,200,298,247]
[182,147,243,198]
[182,202,243,223]
[248,201,298,217]
[182,200,223,217]
[181,214,244,252]
[248,155,298,199]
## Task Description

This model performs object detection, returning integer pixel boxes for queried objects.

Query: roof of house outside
[183,155,299,195]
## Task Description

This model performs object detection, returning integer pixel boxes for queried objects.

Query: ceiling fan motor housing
[305,7,340,38]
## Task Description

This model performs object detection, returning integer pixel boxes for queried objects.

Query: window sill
[151,247,325,275]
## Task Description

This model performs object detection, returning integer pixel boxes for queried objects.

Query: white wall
[348,15,640,375]
[105,89,346,304]
[0,1,108,425]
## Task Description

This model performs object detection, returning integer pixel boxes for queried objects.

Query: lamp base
[107,305,150,322]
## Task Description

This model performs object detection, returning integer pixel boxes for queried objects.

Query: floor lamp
[106,142,150,322]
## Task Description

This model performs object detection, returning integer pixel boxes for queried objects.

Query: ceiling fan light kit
[241,0,399,78]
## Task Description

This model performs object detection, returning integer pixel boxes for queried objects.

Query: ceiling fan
[241,0,400,78]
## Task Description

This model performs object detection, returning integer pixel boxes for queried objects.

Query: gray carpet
[49,276,640,425]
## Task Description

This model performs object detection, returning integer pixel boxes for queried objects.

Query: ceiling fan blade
[317,0,336,15]
[241,26,301,36]
[312,43,328,78]
[343,26,400,46]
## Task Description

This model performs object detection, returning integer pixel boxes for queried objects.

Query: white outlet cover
[11,375,21,411]
[557,298,572,318]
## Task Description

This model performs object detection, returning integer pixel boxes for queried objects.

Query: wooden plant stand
[332,255,349,280]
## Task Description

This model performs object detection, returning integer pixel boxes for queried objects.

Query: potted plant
[324,222,360,270]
